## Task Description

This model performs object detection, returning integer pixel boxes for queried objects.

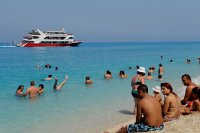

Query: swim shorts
[127,123,164,133]
[131,90,138,98]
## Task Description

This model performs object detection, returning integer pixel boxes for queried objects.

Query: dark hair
[158,74,162,79]
[138,84,148,93]
[182,74,191,81]
[39,84,44,89]
[48,74,52,78]
[192,87,200,98]
[16,85,24,93]
[136,65,139,69]
[161,82,178,97]
[86,76,90,80]
[30,81,35,86]
[159,64,162,67]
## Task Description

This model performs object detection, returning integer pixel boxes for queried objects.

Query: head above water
[39,84,44,89]
[30,81,35,86]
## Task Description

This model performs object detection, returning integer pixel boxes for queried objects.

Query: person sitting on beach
[85,76,93,84]
[104,70,112,79]
[131,67,146,114]
[158,64,164,75]
[161,82,180,122]
[152,86,162,105]
[188,87,200,112]
[54,75,68,90]
[116,84,164,133]
[42,74,53,81]
[25,81,40,98]
[16,85,26,96]
[145,72,153,80]
[181,74,199,107]
[119,70,128,79]
[38,84,44,94]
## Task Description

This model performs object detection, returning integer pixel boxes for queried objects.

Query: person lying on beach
[25,81,40,98]
[53,75,68,90]
[104,70,112,79]
[85,76,93,84]
[38,84,44,94]
[181,74,199,107]
[115,84,164,133]
[161,82,180,122]
[41,74,53,81]
[16,85,26,96]
[131,67,146,114]
[152,86,162,105]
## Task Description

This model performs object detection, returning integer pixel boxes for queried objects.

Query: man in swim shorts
[181,74,199,107]
[117,84,164,133]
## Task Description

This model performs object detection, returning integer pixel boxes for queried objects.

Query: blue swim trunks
[128,123,164,132]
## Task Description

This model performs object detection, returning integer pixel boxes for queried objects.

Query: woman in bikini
[161,82,180,122]
[131,67,146,114]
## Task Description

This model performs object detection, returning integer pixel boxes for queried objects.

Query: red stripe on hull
[21,42,81,47]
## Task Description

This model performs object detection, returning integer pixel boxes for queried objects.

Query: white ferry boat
[17,29,82,47]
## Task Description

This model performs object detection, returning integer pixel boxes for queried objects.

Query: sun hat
[152,86,161,93]
[137,67,146,73]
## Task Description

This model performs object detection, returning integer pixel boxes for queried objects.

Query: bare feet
[116,126,128,133]
[66,75,68,80]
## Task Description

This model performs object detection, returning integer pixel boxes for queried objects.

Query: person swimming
[53,75,68,90]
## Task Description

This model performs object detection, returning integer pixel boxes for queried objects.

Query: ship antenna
[62,28,65,32]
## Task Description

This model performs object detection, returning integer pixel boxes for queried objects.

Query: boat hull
[17,41,81,47]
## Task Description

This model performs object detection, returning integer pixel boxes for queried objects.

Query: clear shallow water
[0,42,200,133]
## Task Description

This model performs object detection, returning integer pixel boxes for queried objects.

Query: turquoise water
[0,42,200,133]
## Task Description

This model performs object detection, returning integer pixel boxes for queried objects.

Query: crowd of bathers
[16,64,68,98]
[107,64,200,133]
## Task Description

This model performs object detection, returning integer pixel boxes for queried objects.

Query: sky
[0,0,200,43]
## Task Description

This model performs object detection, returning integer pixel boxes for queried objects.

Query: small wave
[0,46,16,48]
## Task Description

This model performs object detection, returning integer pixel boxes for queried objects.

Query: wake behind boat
[17,29,82,47]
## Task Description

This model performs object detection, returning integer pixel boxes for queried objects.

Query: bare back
[138,95,163,126]
[163,93,180,118]
[26,86,39,98]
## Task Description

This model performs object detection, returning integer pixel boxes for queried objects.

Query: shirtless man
[181,74,198,106]
[25,81,40,98]
[158,64,164,75]
[116,84,164,133]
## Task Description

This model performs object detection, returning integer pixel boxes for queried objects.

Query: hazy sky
[0,0,200,42]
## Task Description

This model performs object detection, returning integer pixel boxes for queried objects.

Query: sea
[0,42,200,133]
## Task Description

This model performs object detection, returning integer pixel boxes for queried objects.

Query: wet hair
[39,84,44,89]
[136,65,139,69]
[137,84,148,93]
[30,81,35,86]
[16,85,24,93]
[55,67,58,70]
[158,74,162,79]
[86,76,90,80]
[182,74,191,81]
[159,64,162,67]
[48,74,52,78]
[161,82,178,97]
[192,87,200,98]
[121,71,125,75]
